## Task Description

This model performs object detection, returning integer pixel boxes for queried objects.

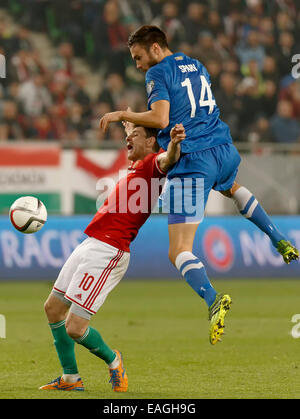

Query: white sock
[62,373,81,383]
[232,186,253,213]
[108,352,120,369]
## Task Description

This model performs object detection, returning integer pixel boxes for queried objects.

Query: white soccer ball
[9,196,47,234]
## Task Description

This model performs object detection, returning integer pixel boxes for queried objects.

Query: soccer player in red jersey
[39,123,185,393]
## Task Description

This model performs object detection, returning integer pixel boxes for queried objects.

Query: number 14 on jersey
[181,75,216,117]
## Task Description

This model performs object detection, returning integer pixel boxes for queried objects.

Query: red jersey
[84,152,166,252]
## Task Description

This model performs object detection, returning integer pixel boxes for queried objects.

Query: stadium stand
[0,0,299,146]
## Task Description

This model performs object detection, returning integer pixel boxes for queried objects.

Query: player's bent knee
[44,297,57,316]
[65,313,89,340]
[44,293,69,322]
[65,322,87,340]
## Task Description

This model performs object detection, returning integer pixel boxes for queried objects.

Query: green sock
[75,326,116,365]
[49,320,79,375]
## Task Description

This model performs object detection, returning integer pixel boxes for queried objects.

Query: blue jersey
[145,52,232,153]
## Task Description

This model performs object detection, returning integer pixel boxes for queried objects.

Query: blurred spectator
[207,10,224,37]
[215,33,236,60]
[66,102,89,137]
[261,80,278,118]
[50,41,74,78]
[258,17,277,56]
[20,0,48,32]
[246,117,274,144]
[241,59,264,95]
[177,41,193,57]
[98,72,128,109]
[181,2,208,45]
[9,50,45,83]
[12,26,33,53]
[279,77,300,118]
[223,7,244,42]
[205,60,222,90]
[18,74,52,117]
[118,0,153,26]
[236,30,266,70]
[0,100,24,141]
[4,81,21,103]
[97,72,141,111]
[276,31,298,77]
[0,19,20,59]
[1,0,300,145]
[236,77,263,135]
[92,0,128,73]
[275,11,296,39]
[261,56,280,84]
[68,74,91,117]
[30,114,55,140]
[108,123,126,142]
[245,0,264,17]
[48,103,68,140]
[151,2,185,50]
[214,72,241,139]
[270,100,300,143]
[194,31,223,64]
[222,57,241,75]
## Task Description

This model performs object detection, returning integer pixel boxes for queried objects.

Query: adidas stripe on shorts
[52,237,130,317]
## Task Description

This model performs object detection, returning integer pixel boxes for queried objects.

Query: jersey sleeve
[146,66,170,110]
[143,152,166,179]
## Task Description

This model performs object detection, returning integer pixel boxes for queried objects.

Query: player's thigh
[213,144,241,192]
[64,238,130,317]
[52,238,88,297]
[46,240,88,321]
[166,150,218,216]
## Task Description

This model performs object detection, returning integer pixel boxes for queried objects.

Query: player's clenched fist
[170,123,186,144]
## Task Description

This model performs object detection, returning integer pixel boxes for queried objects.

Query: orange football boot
[109,350,128,392]
[39,376,84,391]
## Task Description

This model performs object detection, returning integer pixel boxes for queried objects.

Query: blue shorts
[161,143,241,224]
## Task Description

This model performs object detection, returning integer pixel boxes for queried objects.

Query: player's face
[130,44,158,72]
[126,127,149,161]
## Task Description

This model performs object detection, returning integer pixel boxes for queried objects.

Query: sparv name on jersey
[178,64,198,73]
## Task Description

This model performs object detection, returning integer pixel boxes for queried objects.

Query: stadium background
[0,0,299,280]
[0,0,300,401]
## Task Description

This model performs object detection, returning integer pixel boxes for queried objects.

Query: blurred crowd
[0,0,300,145]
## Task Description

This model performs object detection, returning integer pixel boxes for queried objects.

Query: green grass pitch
[1,278,300,399]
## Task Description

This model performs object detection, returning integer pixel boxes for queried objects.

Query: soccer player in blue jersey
[99,25,299,345]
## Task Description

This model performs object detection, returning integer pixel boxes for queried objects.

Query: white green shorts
[52,237,130,318]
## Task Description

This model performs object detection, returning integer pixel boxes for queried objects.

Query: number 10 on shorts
[79,273,95,291]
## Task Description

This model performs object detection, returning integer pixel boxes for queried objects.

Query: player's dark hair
[142,126,160,152]
[143,126,158,139]
[128,25,169,50]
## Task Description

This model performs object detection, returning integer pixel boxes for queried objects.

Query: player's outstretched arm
[157,124,186,173]
[122,107,135,136]
[99,100,170,132]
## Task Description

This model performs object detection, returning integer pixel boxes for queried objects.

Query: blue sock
[233,187,285,248]
[175,251,217,307]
